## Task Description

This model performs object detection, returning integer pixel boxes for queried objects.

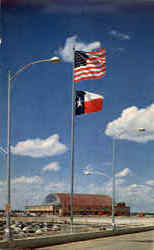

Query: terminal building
[25,193,130,216]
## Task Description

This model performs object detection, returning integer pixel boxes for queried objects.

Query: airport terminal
[25,193,130,216]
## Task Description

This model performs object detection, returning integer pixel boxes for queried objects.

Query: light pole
[5,56,60,240]
[83,168,118,226]
[138,128,146,133]
[111,130,126,231]
[112,137,116,231]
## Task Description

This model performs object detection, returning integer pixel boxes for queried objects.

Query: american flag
[74,49,106,83]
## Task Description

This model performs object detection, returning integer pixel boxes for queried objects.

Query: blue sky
[1,2,154,212]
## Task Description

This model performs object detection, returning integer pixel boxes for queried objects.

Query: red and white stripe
[74,49,106,83]
[84,91,103,114]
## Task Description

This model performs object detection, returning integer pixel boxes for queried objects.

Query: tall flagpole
[70,46,75,232]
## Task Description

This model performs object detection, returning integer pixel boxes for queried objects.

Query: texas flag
[75,91,103,115]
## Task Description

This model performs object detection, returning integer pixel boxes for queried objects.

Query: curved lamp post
[6,56,60,240]
[138,128,146,132]
[111,128,146,230]
[111,127,147,231]
[111,130,126,231]
[112,137,116,231]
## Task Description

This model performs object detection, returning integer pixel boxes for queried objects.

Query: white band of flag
[74,49,106,83]
[75,91,103,115]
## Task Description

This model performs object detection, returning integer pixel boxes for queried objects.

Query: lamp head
[49,56,61,64]
[83,170,93,175]
[138,128,146,132]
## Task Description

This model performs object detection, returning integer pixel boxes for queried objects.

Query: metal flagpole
[70,46,75,232]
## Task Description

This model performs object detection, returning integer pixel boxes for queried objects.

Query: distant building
[25,193,130,216]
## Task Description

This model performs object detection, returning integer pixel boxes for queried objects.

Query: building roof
[44,193,112,208]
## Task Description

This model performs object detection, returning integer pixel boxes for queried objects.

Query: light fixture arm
[5,56,60,241]
[10,57,59,81]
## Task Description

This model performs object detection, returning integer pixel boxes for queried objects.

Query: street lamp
[82,168,110,179]
[5,56,60,240]
[110,127,147,231]
[111,130,126,231]
[83,168,113,221]
[138,128,146,132]
[112,137,116,231]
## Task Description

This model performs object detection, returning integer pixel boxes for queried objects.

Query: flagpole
[70,46,75,232]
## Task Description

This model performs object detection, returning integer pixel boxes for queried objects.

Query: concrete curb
[1,226,154,249]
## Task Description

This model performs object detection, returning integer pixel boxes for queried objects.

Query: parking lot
[0,215,154,240]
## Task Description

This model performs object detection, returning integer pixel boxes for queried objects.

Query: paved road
[37,230,154,250]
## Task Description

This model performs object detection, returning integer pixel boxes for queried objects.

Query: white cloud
[109,29,131,40]
[11,134,67,158]
[116,178,126,185]
[59,35,101,62]
[76,165,154,211]
[105,104,154,143]
[0,175,70,210]
[46,182,68,190]
[103,176,126,192]
[12,176,43,184]
[116,183,154,211]
[146,180,154,186]
[42,161,60,172]
[1,170,154,211]
[0,176,45,209]
[116,168,131,178]
[94,170,110,178]
[76,176,154,212]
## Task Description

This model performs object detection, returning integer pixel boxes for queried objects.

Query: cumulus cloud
[116,178,126,185]
[1,170,154,211]
[12,176,43,184]
[42,161,60,172]
[104,175,126,192]
[46,182,68,190]
[0,176,45,209]
[109,29,131,40]
[59,35,101,62]
[77,174,154,212]
[0,175,70,210]
[94,170,110,178]
[115,183,154,212]
[11,134,67,158]
[146,180,154,186]
[80,167,129,193]
[116,168,132,178]
[105,104,154,143]
[77,166,154,211]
